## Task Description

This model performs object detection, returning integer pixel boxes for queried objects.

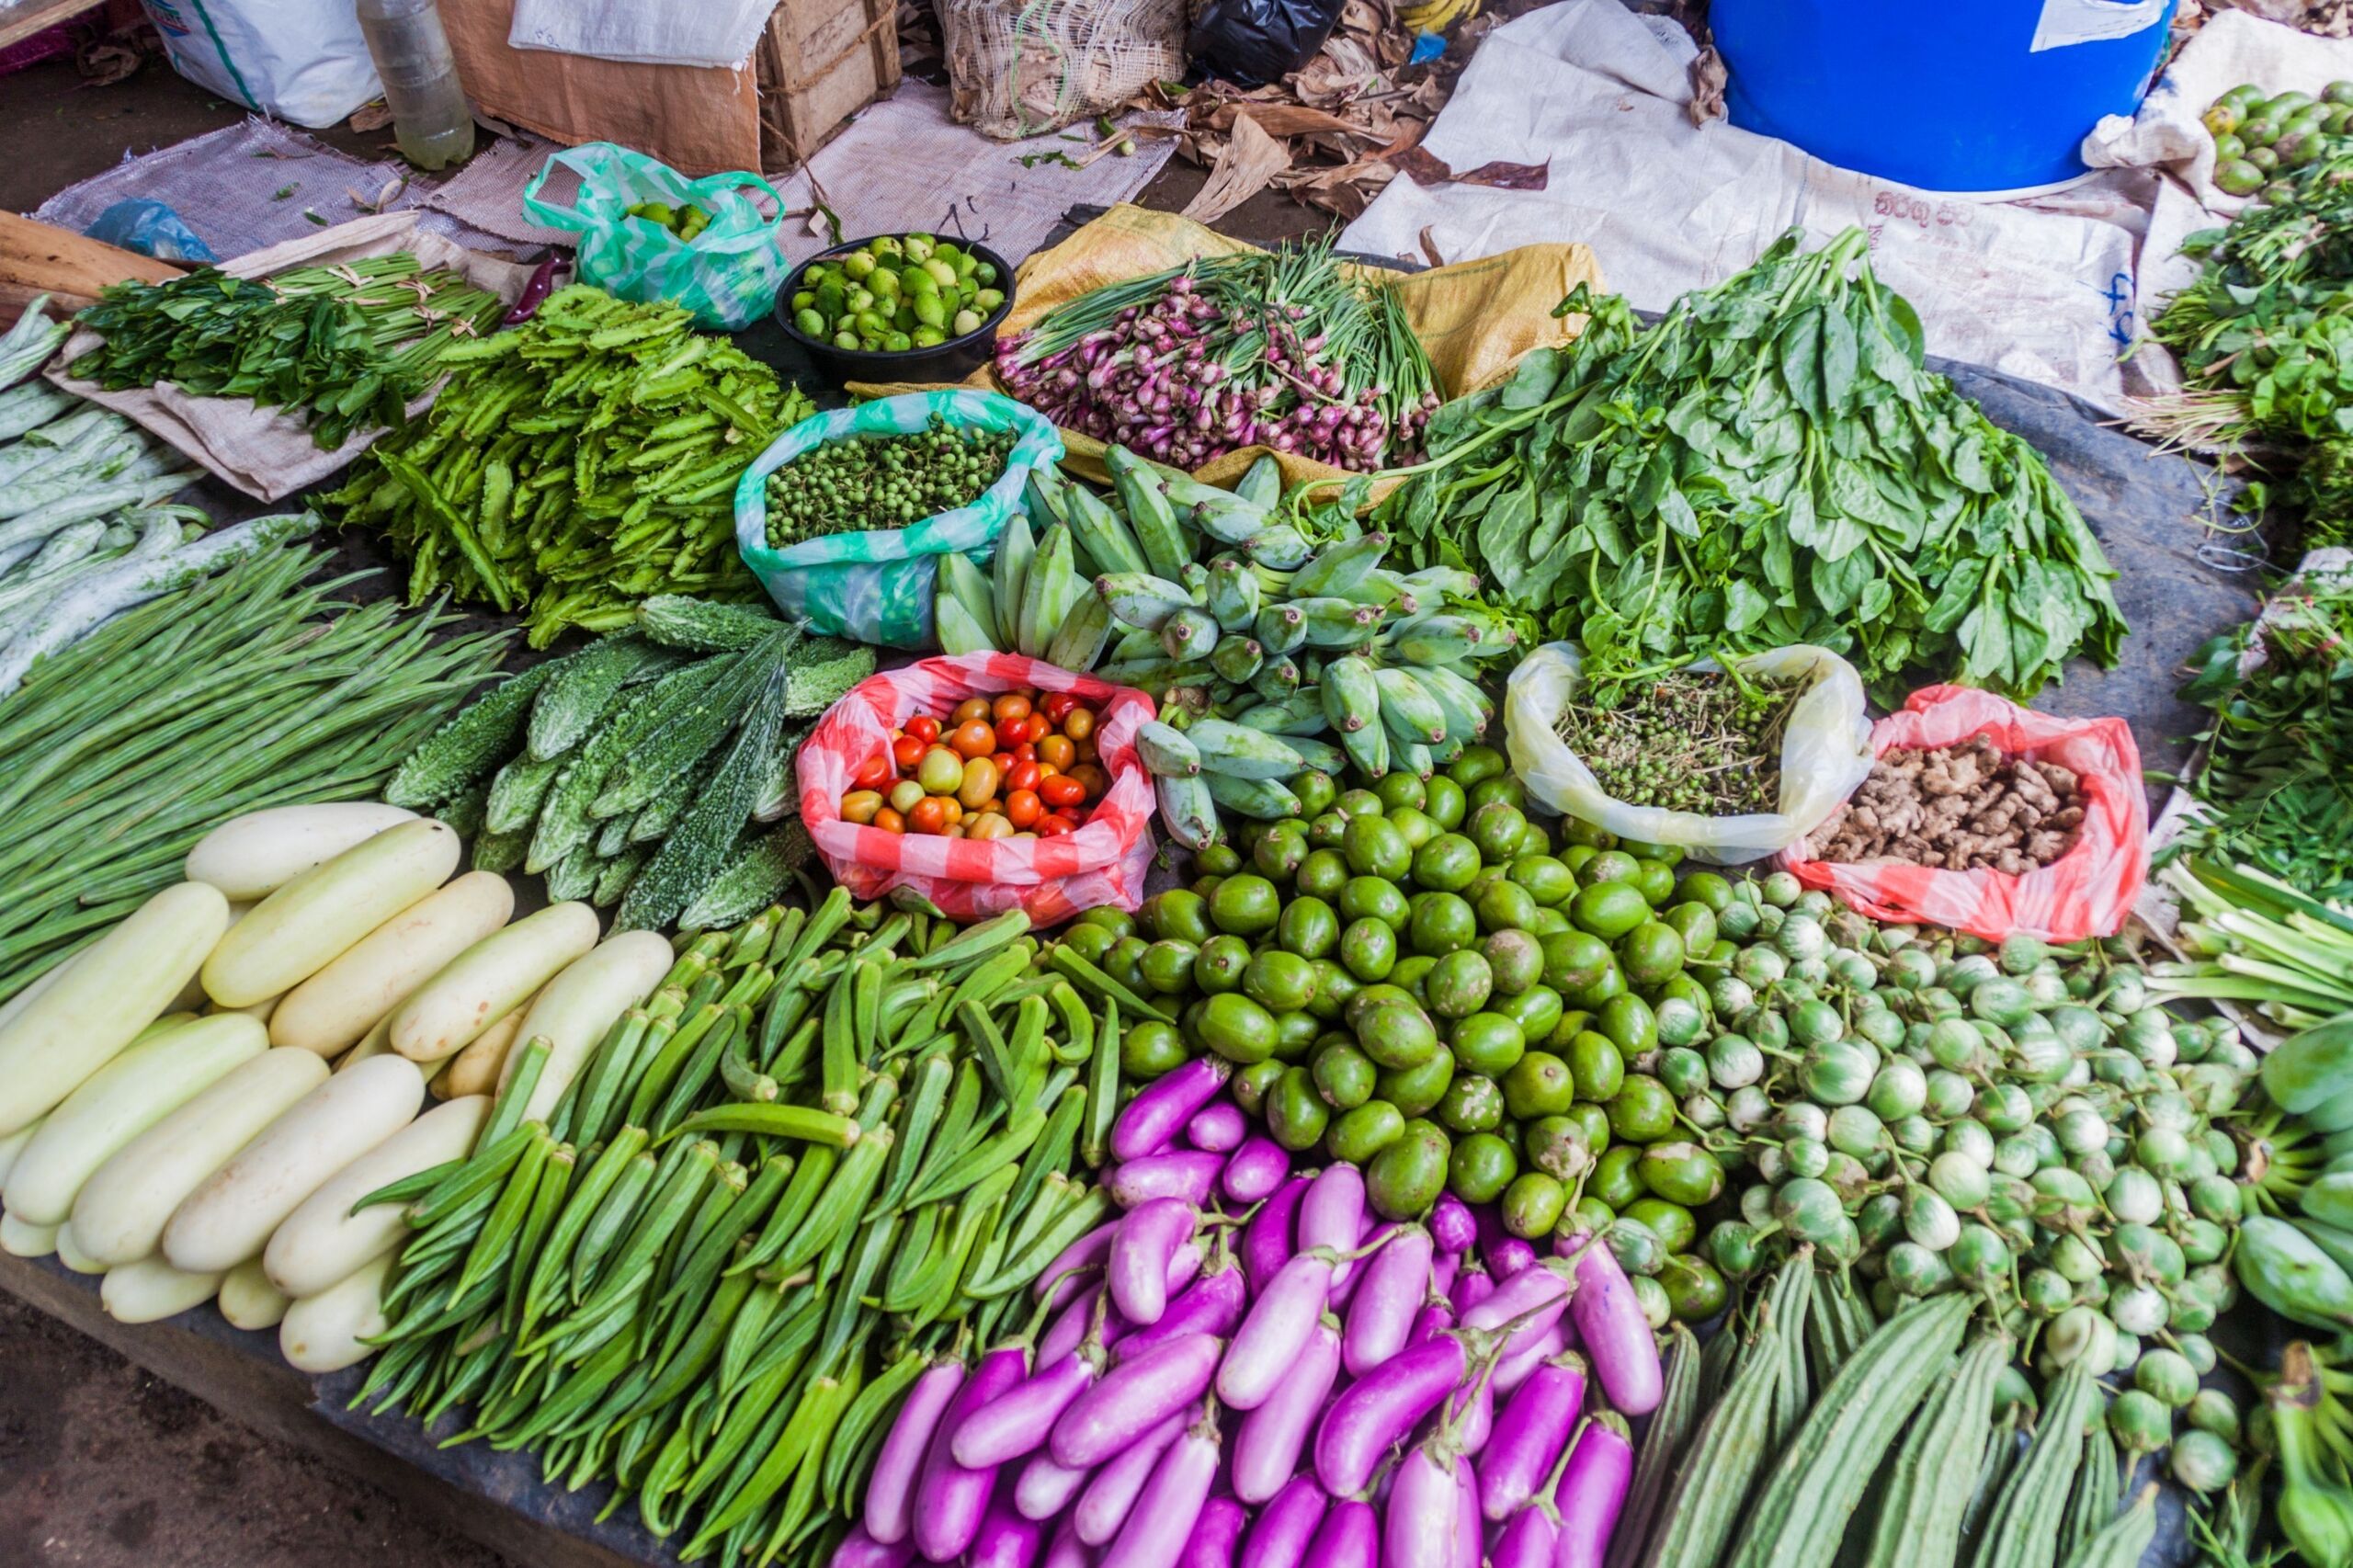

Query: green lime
[1366,1120,1451,1219]
[1389,807,1439,850]
[1483,930,1544,995]
[1328,1099,1406,1164]
[1660,1255,1727,1320]
[1392,956,1436,1008]
[1502,1171,1568,1238]
[1197,992,1279,1063]
[1252,826,1308,883]
[1562,1100,1611,1155]
[1571,882,1647,940]
[1617,839,1684,867]
[1526,1114,1593,1180]
[1487,984,1563,1046]
[1139,939,1199,994]
[1209,874,1281,937]
[1343,814,1412,881]
[1608,1074,1677,1141]
[1305,960,1358,1021]
[1570,960,1626,1012]
[1629,858,1678,906]
[1196,844,1242,876]
[1449,1132,1518,1204]
[1475,879,1540,935]
[1596,994,1657,1055]
[1426,949,1494,1019]
[1528,907,1572,937]
[1437,1072,1504,1134]
[1275,1008,1322,1061]
[1503,1051,1576,1119]
[1294,771,1338,818]
[1563,817,1614,849]
[1278,897,1340,960]
[1450,1011,1527,1076]
[1340,876,1409,929]
[1141,888,1211,945]
[1540,929,1613,993]
[1509,855,1577,907]
[1449,744,1506,787]
[1618,922,1686,988]
[1245,949,1319,1013]
[1120,1019,1189,1079]
[1514,820,1552,859]
[1307,812,1348,849]
[1375,771,1427,812]
[1676,871,1733,912]
[1561,845,1597,876]
[1568,1030,1625,1102]
[1374,1048,1455,1119]
[1408,892,1479,956]
[1467,776,1526,813]
[1411,833,1482,892]
[1313,1040,1378,1108]
[1104,936,1149,994]
[1061,922,1117,965]
[1625,1196,1698,1255]
[1266,1067,1330,1151]
[1336,789,1383,818]
[1354,998,1440,1070]
[1197,934,1251,994]
[1339,917,1398,983]
[1231,1059,1285,1115]
[1467,801,1529,862]
[1591,1143,1646,1209]
[1662,902,1717,957]
[1637,1142,1724,1207]
[1294,849,1349,902]
[1077,906,1135,940]
[1423,776,1467,831]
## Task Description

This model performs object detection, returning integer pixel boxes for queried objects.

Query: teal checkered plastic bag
[735,392,1064,650]
[522,143,792,330]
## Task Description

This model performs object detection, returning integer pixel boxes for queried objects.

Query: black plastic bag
[1187,0,1348,88]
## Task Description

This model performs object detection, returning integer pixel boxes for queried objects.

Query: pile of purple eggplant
[833,1057,1664,1568]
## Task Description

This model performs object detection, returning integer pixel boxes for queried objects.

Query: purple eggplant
[1428,1192,1476,1255]
[1220,1136,1290,1203]
[1483,1233,1537,1280]
[1120,1250,1245,1359]
[1016,1448,1093,1521]
[1563,1234,1663,1415]
[1454,1455,1483,1568]
[913,1346,1029,1561]
[1218,1249,1336,1409]
[1176,1495,1246,1568]
[1479,1352,1587,1521]
[1552,1413,1634,1568]
[1109,1198,1199,1326]
[1491,1320,1568,1396]
[1314,1333,1468,1495]
[864,1356,966,1545]
[1445,1371,1493,1455]
[1043,1517,1092,1568]
[1101,1410,1221,1568]
[1109,1151,1224,1209]
[971,1486,1047,1568]
[1305,1497,1378,1568]
[1113,1058,1231,1163]
[1344,1222,1431,1377]
[1040,1281,1120,1367]
[1242,1175,1310,1296]
[1449,1257,1494,1319]
[502,255,569,324]
[1240,1473,1327,1568]
[957,1331,1109,1468]
[1299,1165,1367,1285]
[1489,1501,1559,1568]
[830,1524,916,1567]
[1384,1439,1463,1568]
[1233,1316,1342,1504]
[1406,1294,1456,1350]
[1034,1218,1120,1302]
[1462,1258,1570,1363]
[1074,1411,1185,1546]
[1051,1332,1222,1469]
[1430,1249,1461,1299]
[1186,1098,1247,1153]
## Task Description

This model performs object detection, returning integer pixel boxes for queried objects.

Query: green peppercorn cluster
[1555,670,1792,815]
[763,417,1017,544]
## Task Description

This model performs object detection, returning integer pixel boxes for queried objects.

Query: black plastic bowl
[774,236,1017,386]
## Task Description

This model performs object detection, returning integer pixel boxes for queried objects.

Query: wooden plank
[0,1251,665,1568]
[0,209,182,326]
[0,0,99,51]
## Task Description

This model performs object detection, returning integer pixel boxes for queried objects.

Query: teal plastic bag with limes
[734,392,1064,649]
[522,142,791,330]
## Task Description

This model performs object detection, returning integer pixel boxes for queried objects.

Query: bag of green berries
[733,390,1063,648]
[1502,642,1875,865]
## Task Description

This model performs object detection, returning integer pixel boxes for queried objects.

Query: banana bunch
[933,504,1110,670]
[1399,0,1479,34]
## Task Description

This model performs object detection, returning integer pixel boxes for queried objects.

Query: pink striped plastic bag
[796,653,1158,925]
[1778,686,2148,943]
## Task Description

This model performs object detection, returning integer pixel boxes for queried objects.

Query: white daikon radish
[270,870,516,1057]
[71,1048,329,1267]
[6,1013,262,1225]
[184,803,419,901]
[53,1222,104,1275]
[279,1252,392,1373]
[0,1211,57,1257]
[219,1258,290,1330]
[264,1094,488,1300]
[504,930,675,1122]
[202,819,460,1009]
[0,1115,43,1188]
[336,1016,394,1073]
[440,1000,530,1100]
[103,1256,223,1324]
[390,902,600,1064]
[171,903,249,1014]
[162,1054,424,1274]
[0,881,231,1136]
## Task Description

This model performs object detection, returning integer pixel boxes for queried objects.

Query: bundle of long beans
[69,255,507,449]
[994,236,1439,472]
[350,894,1115,1568]
[0,545,508,1005]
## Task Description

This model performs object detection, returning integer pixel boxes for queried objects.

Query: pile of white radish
[0,801,674,1379]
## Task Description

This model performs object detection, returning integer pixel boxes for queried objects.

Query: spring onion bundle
[0,545,506,1005]
[2152,856,2353,1030]
[995,236,1438,472]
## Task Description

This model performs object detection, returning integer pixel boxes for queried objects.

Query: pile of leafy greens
[1347,227,2126,706]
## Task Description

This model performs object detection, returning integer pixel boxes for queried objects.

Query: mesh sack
[938,0,1187,140]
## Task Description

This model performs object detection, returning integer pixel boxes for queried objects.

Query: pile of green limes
[788,233,1006,354]
[1059,744,1738,1324]
[2205,80,2353,200]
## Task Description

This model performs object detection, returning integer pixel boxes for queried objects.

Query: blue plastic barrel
[1711,0,2178,193]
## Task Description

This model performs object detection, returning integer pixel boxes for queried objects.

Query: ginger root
[1813,734,2085,872]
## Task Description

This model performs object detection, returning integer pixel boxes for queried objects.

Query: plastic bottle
[353,0,476,171]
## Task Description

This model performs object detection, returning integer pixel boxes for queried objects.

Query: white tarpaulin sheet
[1340,0,2342,414]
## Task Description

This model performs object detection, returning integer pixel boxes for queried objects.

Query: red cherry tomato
[892,734,926,771]
[1006,760,1041,794]
[1040,774,1086,809]
[872,807,906,834]
[1006,789,1042,828]
[1041,691,1079,724]
[950,721,996,759]
[853,752,892,791]
[1039,735,1077,771]
[1037,814,1075,838]
[908,796,949,835]
[993,693,1033,723]
[1012,742,1037,765]
[905,715,941,745]
[991,752,1017,777]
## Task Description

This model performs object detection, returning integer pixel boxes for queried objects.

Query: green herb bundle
[1348,227,2126,706]
[0,544,506,1004]
[333,286,814,647]
[2174,571,2353,900]
[68,255,506,449]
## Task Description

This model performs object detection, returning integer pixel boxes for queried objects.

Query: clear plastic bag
[1504,642,1875,865]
